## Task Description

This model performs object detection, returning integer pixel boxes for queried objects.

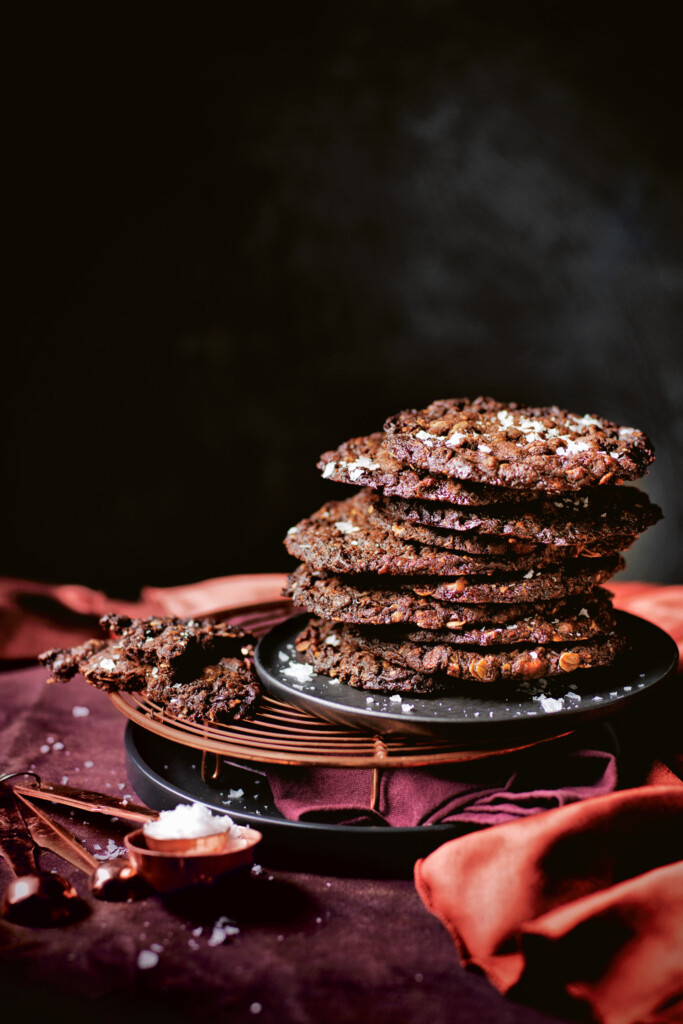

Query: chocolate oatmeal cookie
[284,490,581,576]
[297,618,627,689]
[39,615,259,722]
[371,501,632,558]
[400,557,623,604]
[378,489,660,548]
[318,432,537,505]
[394,597,616,646]
[383,397,655,491]
[286,566,615,642]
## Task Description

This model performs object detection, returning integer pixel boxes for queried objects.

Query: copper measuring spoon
[0,781,84,926]
[15,793,148,902]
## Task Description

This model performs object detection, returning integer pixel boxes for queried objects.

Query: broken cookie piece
[39,615,259,722]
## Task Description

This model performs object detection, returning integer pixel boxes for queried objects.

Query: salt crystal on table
[53,742,64,750]
[137,950,159,970]
[249,1004,262,1015]
[40,745,50,754]
[208,916,240,946]
[72,706,90,717]
[84,760,94,768]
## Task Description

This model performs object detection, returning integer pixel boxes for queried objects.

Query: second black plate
[254,612,678,742]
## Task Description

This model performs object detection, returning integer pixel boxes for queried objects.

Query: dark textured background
[4,5,682,594]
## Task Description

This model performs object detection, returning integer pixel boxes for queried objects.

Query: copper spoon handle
[11,780,154,823]
[14,794,98,874]
[0,783,40,877]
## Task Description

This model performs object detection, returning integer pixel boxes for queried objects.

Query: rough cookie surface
[372,501,633,558]
[39,615,259,723]
[379,489,660,548]
[286,567,615,642]
[318,432,537,505]
[297,618,628,689]
[383,397,655,491]
[284,490,588,576]
[401,557,623,604]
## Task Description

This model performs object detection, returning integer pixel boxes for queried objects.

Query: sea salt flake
[444,431,467,447]
[72,706,90,718]
[401,703,414,713]
[477,443,492,453]
[208,916,240,946]
[523,570,534,579]
[84,760,94,768]
[347,455,379,481]
[322,461,336,479]
[538,696,564,713]
[416,430,435,446]
[137,950,159,970]
[228,788,244,799]
[53,742,64,751]
[283,662,315,683]
[40,744,50,754]
[389,695,402,703]
[334,520,360,534]
[150,943,164,954]
[249,1005,263,1016]
[324,634,340,647]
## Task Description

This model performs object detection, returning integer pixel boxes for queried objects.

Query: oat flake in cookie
[39,615,259,723]
[383,397,655,491]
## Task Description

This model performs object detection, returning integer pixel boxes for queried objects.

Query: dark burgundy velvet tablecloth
[1,575,681,1024]
[0,666,575,1024]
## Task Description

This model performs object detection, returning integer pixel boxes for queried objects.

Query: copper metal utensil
[0,783,84,926]
[124,825,262,893]
[10,779,154,824]
[15,793,147,902]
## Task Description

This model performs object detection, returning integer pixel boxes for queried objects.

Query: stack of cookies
[284,397,661,695]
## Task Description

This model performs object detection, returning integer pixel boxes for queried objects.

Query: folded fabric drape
[415,786,683,1024]
[267,736,618,827]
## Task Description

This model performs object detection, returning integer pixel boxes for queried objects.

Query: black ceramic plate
[124,723,482,876]
[254,611,678,742]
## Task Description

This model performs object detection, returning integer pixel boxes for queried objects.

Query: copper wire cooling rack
[109,599,565,770]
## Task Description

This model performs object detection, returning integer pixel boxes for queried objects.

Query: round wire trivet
[109,598,568,771]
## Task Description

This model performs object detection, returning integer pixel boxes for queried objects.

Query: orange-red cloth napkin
[415,786,683,1024]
